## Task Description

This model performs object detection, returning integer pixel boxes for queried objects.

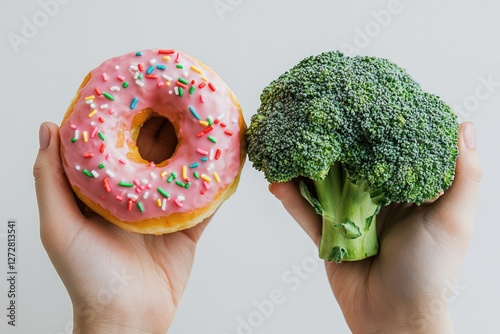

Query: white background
[1,0,499,333]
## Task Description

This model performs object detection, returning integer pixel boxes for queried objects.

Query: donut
[59,49,246,234]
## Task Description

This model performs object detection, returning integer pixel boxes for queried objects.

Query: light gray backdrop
[1,0,499,333]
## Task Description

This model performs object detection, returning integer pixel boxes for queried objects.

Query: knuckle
[468,163,483,183]
[33,159,44,182]
[426,204,474,242]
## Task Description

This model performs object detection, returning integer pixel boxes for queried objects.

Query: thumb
[269,181,322,246]
[431,122,482,234]
[34,122,83,248]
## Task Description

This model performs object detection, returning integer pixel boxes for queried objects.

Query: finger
[157,119,178,147]
[34,122,83,249]
[181,215,212,245]
[156,118,178,156]
[137,117,177,163]
[428,122,482,236]
[422,191,444,205]
[269,182,322,246]
[139,116,165,137]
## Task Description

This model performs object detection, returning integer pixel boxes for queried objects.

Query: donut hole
[136,114,179,164]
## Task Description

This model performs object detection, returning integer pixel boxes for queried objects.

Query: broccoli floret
[247,51,459,262]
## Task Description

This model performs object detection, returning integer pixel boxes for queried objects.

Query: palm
[58,211,208,326]
[326,203,462,333]
[38,119,209,330]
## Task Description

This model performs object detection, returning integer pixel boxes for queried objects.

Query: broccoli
[246,51,459,262]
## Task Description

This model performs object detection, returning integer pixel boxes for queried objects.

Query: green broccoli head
[247,51,459,262]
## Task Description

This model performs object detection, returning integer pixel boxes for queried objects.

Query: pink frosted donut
[60,49,246,234]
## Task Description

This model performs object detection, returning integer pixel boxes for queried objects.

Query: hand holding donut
[35,121,209,333]
[34,49,246,333]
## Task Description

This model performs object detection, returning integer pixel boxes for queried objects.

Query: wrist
[72,302,172,334]
[73,320,151,334]
[366,311,454,334]
[73,316,170,334]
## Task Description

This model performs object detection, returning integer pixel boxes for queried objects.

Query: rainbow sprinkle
[130,97,139,109]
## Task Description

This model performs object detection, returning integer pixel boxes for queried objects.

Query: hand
[34,121,209,334]
[270,122,481,334]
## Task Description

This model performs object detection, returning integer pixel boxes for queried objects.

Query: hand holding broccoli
[270,122,481,333]
[249,52,481,332]
[247,52,460,262]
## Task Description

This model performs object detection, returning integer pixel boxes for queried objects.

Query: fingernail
[464,122,476,149]
[39,123,50,149]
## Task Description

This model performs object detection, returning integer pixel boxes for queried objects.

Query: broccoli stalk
[322,175,379,262]
[301,162,381,262]
[246,51,459,263]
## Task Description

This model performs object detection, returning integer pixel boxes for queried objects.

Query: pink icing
[60,49,243,222]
